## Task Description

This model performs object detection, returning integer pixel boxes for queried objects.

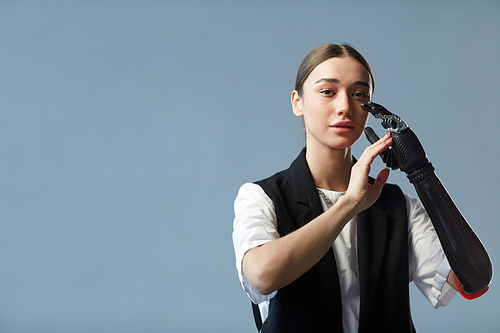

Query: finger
[372,168,390,192]
[363,133,392,158]
[372,133,392,152]
[364,127,380,144]
[360,103,373,113]
[357,134,392,168]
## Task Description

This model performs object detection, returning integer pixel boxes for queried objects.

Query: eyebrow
[315,78,371,89]
[315,78,339,84]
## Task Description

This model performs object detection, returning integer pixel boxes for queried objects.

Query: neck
[305,143,353,192]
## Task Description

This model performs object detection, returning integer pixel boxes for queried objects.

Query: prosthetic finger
[363,126,380,145]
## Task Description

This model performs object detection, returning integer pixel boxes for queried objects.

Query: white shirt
[232,183,456,333]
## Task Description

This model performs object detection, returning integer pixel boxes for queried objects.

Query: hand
[364,127,400,170]
[344,132,392,215]
[361,102,429,174]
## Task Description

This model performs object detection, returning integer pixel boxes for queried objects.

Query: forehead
[307,56,371,86]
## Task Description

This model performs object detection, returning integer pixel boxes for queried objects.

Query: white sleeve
[406,193,457,308]
[232,183,279,304]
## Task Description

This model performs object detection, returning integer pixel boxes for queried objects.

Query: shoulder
[235,183,274,210]
[233,183,278,240]
[403,192,433,230]
[234,155,296,215]
[254,167,291,188]
[251,165,294,202]
[254,148,306,194]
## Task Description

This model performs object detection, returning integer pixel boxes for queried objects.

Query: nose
[336,92,352,116]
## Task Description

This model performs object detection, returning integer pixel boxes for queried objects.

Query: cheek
[358,110,369,125]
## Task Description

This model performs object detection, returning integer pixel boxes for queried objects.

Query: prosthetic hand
[361,102,493,299]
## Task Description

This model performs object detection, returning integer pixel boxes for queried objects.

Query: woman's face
[292,56,372,151]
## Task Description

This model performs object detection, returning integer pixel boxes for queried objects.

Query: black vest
[252,148,415,333]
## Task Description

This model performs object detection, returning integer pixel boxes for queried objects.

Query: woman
[232,44,461,332]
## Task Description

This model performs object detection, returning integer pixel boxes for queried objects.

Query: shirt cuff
[430,258,457,308]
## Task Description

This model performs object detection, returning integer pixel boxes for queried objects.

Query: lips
[330,121,356,134]
[331,121,355,129]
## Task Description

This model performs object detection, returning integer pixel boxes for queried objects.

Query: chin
[330,137,359,149]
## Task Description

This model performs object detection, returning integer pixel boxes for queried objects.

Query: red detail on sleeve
[455,276,489,300]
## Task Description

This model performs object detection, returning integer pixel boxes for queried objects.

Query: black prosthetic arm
[408,164,492,297]
[361,102,493,298]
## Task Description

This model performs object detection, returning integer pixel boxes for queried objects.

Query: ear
[291,90,303,117]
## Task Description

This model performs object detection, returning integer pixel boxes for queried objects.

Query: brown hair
[295,44,374,96]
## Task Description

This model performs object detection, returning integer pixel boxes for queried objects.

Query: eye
[353,91,369,98]
[320,89,334,96]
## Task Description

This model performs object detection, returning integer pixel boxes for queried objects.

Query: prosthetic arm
[361,102,492,299]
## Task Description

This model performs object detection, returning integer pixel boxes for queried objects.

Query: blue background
[1,1,499,332]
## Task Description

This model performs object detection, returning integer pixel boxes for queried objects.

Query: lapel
[357,203,388,324]
[289,148,343,319]
[289,148,323,226]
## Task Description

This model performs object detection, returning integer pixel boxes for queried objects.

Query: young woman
[232,44,474,332]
